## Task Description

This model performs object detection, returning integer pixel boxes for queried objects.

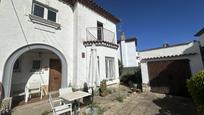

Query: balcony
[83,27,118,49]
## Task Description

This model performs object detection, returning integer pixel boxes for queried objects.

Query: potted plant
[99,80,107,97]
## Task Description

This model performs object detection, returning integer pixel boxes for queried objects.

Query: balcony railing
[86,27,115,44]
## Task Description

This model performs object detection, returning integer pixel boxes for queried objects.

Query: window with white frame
[33,3,44,18]
[47,10,56,22]
[105,57,115,80]
[32,1,57,22]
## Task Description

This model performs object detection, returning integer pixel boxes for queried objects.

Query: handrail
[86,27,115,44]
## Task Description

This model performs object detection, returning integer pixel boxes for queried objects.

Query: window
[33,4,44,18]
[97,21,103,40]
[32,2,57,22]
[32,60,41,70]
[13,59,21,72]
[105,57,115,80]
[48,10,56,22]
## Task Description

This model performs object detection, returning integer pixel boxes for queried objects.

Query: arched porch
[2,44,68,102]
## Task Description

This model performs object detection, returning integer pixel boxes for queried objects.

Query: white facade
[117,33,140,68]
[73,2,119,87]
[195,27,204,47]
[0,0,120,97]
[198,34,204,47]
[140,41,203,84]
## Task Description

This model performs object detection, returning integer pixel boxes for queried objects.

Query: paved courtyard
[100,92,197,115]
[12,90,197,115]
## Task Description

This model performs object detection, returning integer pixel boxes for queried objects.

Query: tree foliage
[187,70,204,114]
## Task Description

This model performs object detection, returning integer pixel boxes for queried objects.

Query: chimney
[163,43,169,48]
[120,32,126,41]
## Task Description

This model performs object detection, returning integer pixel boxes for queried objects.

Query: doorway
[97,21,103,40]
[49,59,62,92]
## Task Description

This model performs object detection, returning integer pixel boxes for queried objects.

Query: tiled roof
[140,41,193,52]
[83,41,119,49]
[117,37,137,43]
[141,53,197,60]
[61,0,120,24]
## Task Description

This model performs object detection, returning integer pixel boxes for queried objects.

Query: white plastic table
[59,91,91,101]
[59,91,91,114]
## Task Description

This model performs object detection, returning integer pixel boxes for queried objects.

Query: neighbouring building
[0,0,120,101]
[117,32,140,68]
[195,27,204,63]
[140,30,204,96]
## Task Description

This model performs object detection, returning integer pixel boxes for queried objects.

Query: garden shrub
[120,67,142,86]
[187,70,204,114]
[99,80,107,96]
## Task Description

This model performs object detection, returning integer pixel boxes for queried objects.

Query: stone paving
[12,87,197,115]
[101,92,197,115]
[12,99,52,115]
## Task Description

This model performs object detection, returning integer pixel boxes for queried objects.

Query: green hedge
[187,70,204,114]
[120,67,142,84]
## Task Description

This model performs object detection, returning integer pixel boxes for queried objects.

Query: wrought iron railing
[86,27,115,44]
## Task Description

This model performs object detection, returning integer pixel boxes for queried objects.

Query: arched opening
[3,44,68,102]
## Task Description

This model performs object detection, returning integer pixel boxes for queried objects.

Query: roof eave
[195,28,204,37]
[141,53,197,60]
[61,0,120,24]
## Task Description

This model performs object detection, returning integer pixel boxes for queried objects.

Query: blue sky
[95,0,204,50]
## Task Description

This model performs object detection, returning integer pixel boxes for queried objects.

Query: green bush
[120,67,142,85]
[187,70,204,114]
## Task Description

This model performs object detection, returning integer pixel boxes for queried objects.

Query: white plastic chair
[25,81,42,102]
[49,93,72,115]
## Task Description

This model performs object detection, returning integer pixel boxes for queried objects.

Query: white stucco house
[117,32,140,68]
[195,27,204,63]
[0,0,120,100]
[139,30,204,95]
